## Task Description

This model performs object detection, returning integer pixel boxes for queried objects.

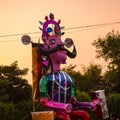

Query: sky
[0,0,120,84]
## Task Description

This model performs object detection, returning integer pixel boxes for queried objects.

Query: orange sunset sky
[0,0,120,84]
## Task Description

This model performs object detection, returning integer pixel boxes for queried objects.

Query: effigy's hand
[40,98,49,106]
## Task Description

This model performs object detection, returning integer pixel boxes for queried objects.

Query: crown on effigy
[39,13,65,41]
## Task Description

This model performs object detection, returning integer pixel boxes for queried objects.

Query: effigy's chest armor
[47,71,73,103]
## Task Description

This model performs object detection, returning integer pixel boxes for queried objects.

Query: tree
[0,61,32,103]
[92,30,120,93]
[92,30,120,70]
[107,93,120,118]
[80,63,104,92]
[103,68,120,93]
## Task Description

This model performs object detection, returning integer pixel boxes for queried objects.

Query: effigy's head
[40,13,65,49]
[39,13,77,72]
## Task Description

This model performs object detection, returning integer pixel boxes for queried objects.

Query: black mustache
[32,43,77,58]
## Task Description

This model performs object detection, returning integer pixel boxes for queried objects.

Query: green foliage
[14,101,33,120]
[0,101,34,120]
[92,30,120,70]
[107,93,120,118]
[103,69,120,93]
[76,90,91,102]
[0,79,10,101]
[93,30,120,94]
[81,64,104,92]
[0,61,33,120]
[0,61,32,103]
[0,102,15,120]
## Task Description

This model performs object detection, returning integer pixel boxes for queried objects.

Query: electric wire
[0,21,120,43]
[65,25,108,34]
[0,36,39,43]
[0,31,41,38]
[65,21,120,30]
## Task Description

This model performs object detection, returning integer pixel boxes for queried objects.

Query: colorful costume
[40,71,75,103]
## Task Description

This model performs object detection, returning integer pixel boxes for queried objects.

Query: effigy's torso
[40,71,74,103]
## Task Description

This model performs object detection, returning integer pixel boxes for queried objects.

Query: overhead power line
[0,39,19,43]
[0,36,39,43]
[65,21,120,30]
[0,21,120,40]
[0,31,40,38]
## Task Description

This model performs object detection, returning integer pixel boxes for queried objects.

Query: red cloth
[56,111,70,120]
[69,110,91,120]
[55,110,91,120]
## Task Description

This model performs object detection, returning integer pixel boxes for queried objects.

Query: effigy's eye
[46,27,53,33]
[50,39,56,45]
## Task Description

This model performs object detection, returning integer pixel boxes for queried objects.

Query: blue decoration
[46,27,52,33]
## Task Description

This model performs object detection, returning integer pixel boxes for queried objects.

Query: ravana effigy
[22,13,109,120]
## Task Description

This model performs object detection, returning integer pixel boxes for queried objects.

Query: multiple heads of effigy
[22,13,77,73]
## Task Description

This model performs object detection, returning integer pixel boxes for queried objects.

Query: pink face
[44,35,63,48]
[44,35,67,72]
